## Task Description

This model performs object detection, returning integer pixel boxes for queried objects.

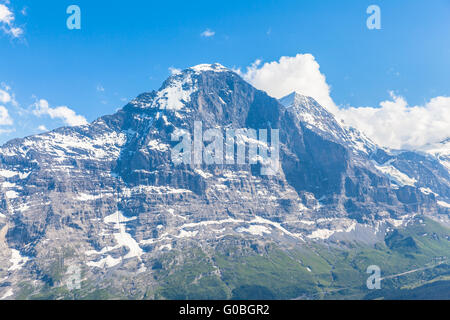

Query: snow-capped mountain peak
[128,63,234,111]
[189,63,229,73]
[279,91,315,108]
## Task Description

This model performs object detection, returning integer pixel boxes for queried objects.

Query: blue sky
[0,0,449,147]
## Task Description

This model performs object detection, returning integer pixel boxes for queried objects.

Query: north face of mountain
[0,64,448,300]
[279,92,449,219]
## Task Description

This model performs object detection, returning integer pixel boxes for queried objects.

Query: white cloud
[238,53,450,151]
[237,54,338,114]
[0,127,14,134]
[0,3,23,38]
[96,84,105,92]
[0,3,13,24]
[200,29,215,38]
[37,125,48,131]
[0,105,13,125]
[0,89,11,104]
[0,84,17,107]
[339,93,450,150]
[33,99,88,127]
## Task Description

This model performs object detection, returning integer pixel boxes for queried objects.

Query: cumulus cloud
[33,99,88,127]
[237,54,338,114]
[0,105,12,125]
[37,125,48,131]
[339,93,450,150]
[0,3,23,38]
[238,53,450,151]
[200,29,215,38]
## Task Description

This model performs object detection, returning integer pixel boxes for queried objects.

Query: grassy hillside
[154,216,450,300]
[17,215,450,300]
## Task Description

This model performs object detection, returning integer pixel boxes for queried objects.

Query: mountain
[0,63,449,300]
[419,138,450,174]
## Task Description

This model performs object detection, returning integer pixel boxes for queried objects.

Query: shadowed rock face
[0,64,448,298]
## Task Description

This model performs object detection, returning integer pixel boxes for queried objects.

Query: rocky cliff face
[0,63,448,299]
